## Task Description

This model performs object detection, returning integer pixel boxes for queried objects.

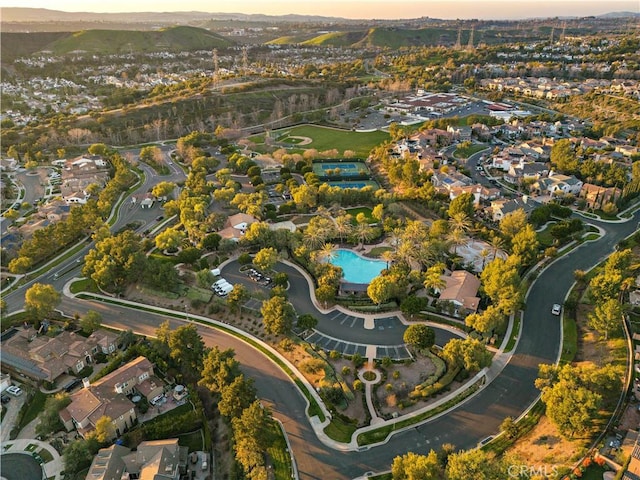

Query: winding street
[3,151,639,478]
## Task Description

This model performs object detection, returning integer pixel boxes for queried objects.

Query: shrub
[300,358,326,375]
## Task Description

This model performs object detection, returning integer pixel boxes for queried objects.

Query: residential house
[531,172,583,198]
[446,125,472,141]
[579,183,622,209]
[0,327,119,383]
[85,439,188,480]
[449,184,501,205]
[436,270,481,316]
[60,155,110,205]
[218,212,258,242]
[504,162,549,185]
[489,196,539,222]
[60,356,164,438]
[121,439,188,480]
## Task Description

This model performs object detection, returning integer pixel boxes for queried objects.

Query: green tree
[232,401,274,480]
[36,393,71,438]
[423,263,446,293]
[500,416,518,439]
[218,375,257,419]
[63,438,99,475]
[151,181,176,200]
[195,269,214,289]
[297,314,318,330]
[499,209,528,242]
[226,284,249,313]
[464,305,505,336]
[510,224,539,266]
[93,416,115,443]
[168,324,206,382]
[88,143,108,156]
[588,298,623,339]
[550,138,578,173]
[403,324,435,352]
[540,377,601,438]
[261,295,295,335]
[199,347,241,392]
[80,310,102,335]
[155,227,185,251]
[391,450,443,480]
[83,231,146,293]
[447,192,475,218]
[253,247,278,272]
[441,338,491,372]
[25,283,61,323]
[400,296,429,319]
[445,449,506,480]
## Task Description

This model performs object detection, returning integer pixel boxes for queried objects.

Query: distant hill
[297,27,461,48]
[1,26,234,58]
[1,7,346,24]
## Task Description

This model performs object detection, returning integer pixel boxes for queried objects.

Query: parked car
[6,386,22,396]
[551,304,562,316]
[1,394,10,404]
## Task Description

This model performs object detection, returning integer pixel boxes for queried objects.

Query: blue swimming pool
[329,249,387,284]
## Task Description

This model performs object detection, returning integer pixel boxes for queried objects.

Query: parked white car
[6,386,22,396]
[551,304,562,316]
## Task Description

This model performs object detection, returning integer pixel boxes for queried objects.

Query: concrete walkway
[0,438,64,480]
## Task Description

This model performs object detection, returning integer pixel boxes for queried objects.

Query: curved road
[3,150,639,478]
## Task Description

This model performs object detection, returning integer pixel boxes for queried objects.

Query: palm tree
[423,263,447,294]
[380,249,394,270]
[355,223,374,248]
[447,228,468,255]
[480,248,491,270]
[448,211,473,235]
[489,233,505,261]
[334,214,354,244]
[319,243,337,264]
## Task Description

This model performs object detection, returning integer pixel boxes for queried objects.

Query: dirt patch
[508,293,628,473]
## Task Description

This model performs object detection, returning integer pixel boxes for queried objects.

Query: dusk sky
[2,0,639,19]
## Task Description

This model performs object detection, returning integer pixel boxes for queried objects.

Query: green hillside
[48,26,234,54]
[301,31,367,47]
[266,34,318,45]
[356,27,458,48]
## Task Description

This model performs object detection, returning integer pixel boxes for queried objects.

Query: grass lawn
[19,391,47,430]
[184,286,213,303]
[267,420,294,480]
[69,278,99,295]
[367,246,393,258]
[581,464,609,479]
[323,417,357,443]
[177,430,204,452]
[536,225,557,249]
[345,206,374,222]
[37,448,54,463]
[271,125,389,158]
[453,143,487,159]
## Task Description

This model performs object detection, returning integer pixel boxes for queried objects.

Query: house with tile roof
[85,439,188,480]
[436,270,481,316]
[1,327,118,383]
[218,212,258,241]
[61,356,164,438]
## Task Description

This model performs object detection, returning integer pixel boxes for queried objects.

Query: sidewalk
[0,438,64,480]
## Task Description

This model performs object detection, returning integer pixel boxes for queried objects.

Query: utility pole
[467,26,475,51]
[212,48,219,87]
[242,45,249,78]
[455,26,462,50]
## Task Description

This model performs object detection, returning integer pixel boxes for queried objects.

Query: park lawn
[345,207,374,222]
[273,125,389,158]
[454,143,487,159]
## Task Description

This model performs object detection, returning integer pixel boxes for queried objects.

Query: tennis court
[312,161,369,177]
[327,180,380,189]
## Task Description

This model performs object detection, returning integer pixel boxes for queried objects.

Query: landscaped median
[70,284,495,451]
[71,288,328,425]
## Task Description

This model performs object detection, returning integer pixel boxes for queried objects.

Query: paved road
[4,148,638,478]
